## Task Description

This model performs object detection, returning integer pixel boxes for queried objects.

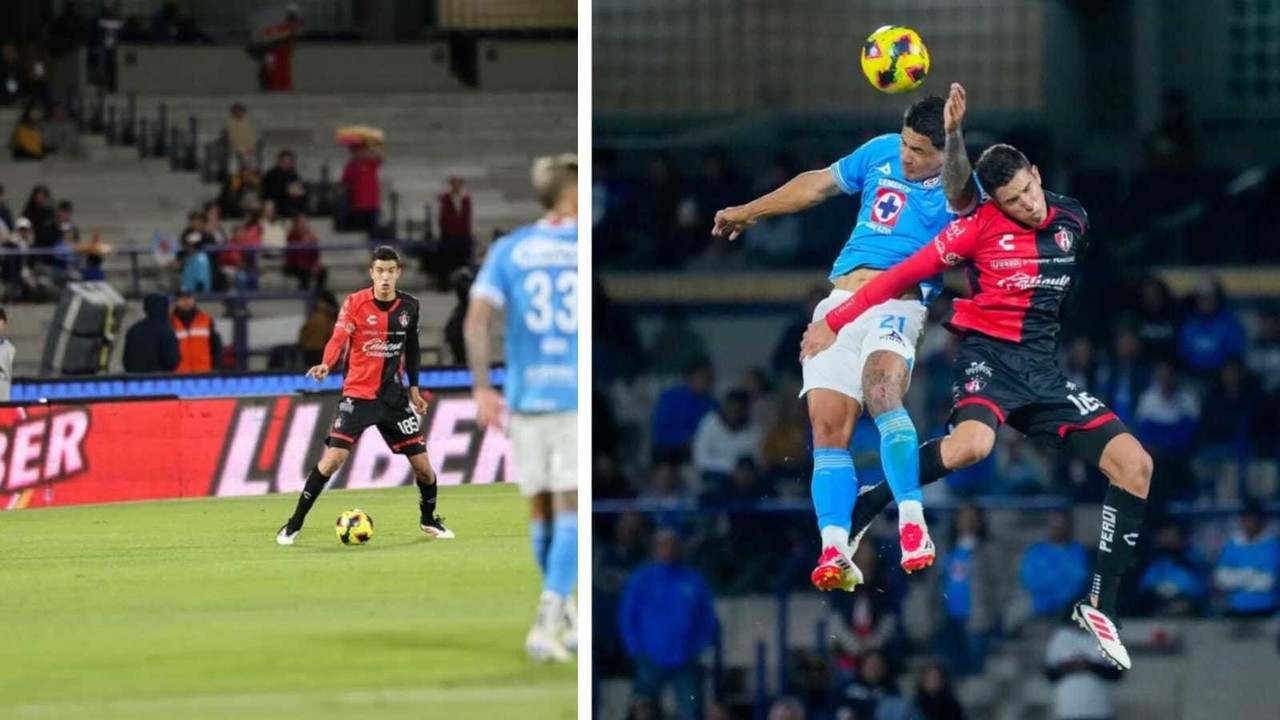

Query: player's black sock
[850,439,951,537]
[1091,484,1146,617]
[417,477,438,523]
[287,465,331,532]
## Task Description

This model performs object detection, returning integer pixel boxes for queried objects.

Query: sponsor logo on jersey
[934,239,963,266]
[366,314,377,325]
[922,176,941,188]
[872,162,891,175]
[397,311,409,328]
[1100,504,1117,552]
[965,361,993,377]
[877,178,912,193]
[1065,381,1078,391]
[991,258,1023,270]
[996,272,1072,291]
[1055,229,1074,252]
[511,237,577,270]
[998,233,1016,250]
[879,330,906,346]
[361,339,404,358]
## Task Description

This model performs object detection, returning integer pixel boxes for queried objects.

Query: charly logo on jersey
[996,272,1072,291]
[965,361,993,378]
[366,315,377,325]
[1055,229,1074,252]
[998,233,1016,251]
[511,237,577,270]
[361,339,403,357]
[870,188,907,227]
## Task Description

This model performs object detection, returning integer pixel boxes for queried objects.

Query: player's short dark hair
[975,144,1033,193]
[369,246,402,268]
[902,96,945,150]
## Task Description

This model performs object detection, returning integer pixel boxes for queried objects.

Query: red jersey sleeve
[825,211,987,332]
[322,294,356,368]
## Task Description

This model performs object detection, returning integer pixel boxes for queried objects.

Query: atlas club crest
[1055,229,1073,253]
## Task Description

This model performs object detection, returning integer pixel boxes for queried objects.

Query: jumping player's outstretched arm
[799,214,984,359]
[943,83,979,214]
[712,169,842,240]
[308,295,354,381]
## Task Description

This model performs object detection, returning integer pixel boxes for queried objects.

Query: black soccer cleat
[420,515,456,539]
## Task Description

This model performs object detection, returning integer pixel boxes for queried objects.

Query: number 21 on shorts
[879,315,906,333]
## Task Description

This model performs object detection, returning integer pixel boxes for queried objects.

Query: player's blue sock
[811,449,856,548]
[545,510,578,597]
[875,408,923,505]
[530,519,551,578]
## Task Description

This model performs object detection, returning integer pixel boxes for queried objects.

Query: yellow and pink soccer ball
[860,26,930,94]
[335,508,375,545]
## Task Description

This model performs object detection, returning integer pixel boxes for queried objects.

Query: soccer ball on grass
[860,26,930,94]
[336,509,375,545]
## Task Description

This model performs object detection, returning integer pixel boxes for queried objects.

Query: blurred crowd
[594,269,1280,719]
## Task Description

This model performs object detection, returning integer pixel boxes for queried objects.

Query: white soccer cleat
[899,522,936,573]
[526,591,573,663]
[420,515,456,539]
[1073,600,1132,670]
[276,525,299,546]
[562,596,578,653]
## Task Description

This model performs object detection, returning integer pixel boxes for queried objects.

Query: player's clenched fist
[712,206,756,240]
[306,363,330,381]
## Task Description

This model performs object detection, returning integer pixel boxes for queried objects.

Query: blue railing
[8,367,506,401]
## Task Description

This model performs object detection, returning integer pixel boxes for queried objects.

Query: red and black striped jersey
[323,288,422,400]
[826,192,1089,353]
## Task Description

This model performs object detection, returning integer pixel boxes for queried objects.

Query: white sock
[897,500,925,528]
[820,526,850,555]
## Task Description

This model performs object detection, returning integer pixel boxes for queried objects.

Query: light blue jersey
[471,218,578,413]
[828,133,959,284]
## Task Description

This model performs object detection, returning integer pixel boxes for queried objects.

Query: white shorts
[509,411,578,497]
[800,291,927,403]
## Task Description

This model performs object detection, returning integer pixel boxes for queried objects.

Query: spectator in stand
[224,209,263,290]
[1247,308,1280,393]
[91,1,124,92]
[651,361,718,465]
[739,155,804,266]
[260,5,303,93]
[297,290,337,366]
[179,232,211,293]
[1214,503,1280,618]
[831,648,917,720]
[3,218,37,301]
[259,199,287,252]
[1137,517,1209,617]
[769,697,806,720]
[11,105,45,160]
[170,289,220,373]
[442,266,473,364]
[223,103,257,169]
[262,149,305,217]
[177,210,213,250]
[123,292,179,373]
[283,212,325,290]
[430,176,474,290]
[742,367,780,432]
[912,659,966,720]
[829,542,906,674]
[203,201,229,245]
[342,140,383,238]
[48,200,78,283]
[0,44,25,107]
[1194,359,1257,499]
[1178,280,1246,377]
[646,309,709,379]
[42,102,82,157]
[1045,613,1123,720]
[1135,276,1181,364]
[22,186,56,252]
[1135,361,1200,501]
[692,388,762,494]
[594,511,650,676]
[219,160,262,218]
[618,528,718,720]
[934,502,1000,677]
[1095,325,1149,425]
[1020,509,1090,619]
[0,308,13,401]
[593,451,635,501]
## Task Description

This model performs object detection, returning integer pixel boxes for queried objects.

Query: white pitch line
[12,682,574,716]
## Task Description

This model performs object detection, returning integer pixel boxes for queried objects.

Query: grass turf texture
[0,484,575,720]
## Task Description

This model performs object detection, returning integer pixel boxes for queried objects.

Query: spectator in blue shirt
[1214,504,1280,618]
[619,528,719,720]
[935,502,1000,677]
[1137,518,1209,617]
[650,361,717,465]
[1178,280,1246,377]
[1021,509,1090,618]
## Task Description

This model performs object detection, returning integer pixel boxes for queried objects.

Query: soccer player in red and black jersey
[800,140,1154,670]
[276,246,453,544]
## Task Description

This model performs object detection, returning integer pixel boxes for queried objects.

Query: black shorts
[326,393,426,456]
[950,333,1127,464]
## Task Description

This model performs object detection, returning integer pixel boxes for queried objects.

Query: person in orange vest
[171,289,222,373]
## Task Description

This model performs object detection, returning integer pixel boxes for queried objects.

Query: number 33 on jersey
[471,218,579,414]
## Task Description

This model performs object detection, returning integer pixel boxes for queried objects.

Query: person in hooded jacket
[123,292,179,373]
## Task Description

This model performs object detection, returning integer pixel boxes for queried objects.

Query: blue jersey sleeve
[471,241,510,309]
[830,137,883,195]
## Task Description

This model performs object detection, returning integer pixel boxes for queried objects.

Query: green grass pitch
[0,484,576,720]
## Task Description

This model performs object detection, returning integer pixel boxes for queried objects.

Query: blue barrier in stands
[9,367,507,401]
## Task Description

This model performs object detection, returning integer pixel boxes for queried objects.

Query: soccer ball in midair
[860,26,930,94]
[336,509,375,545]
